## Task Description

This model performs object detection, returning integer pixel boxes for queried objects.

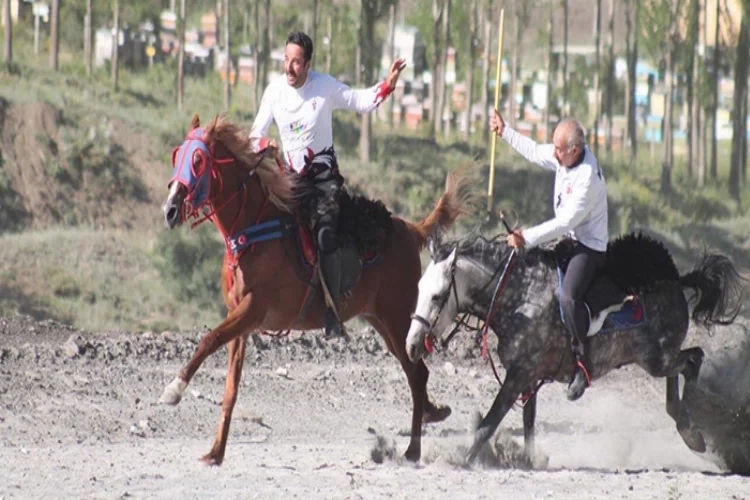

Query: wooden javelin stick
[487,8,506,215]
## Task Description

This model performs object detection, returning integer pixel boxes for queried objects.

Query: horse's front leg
[159,292,260,405]
[522,388,537,461]
[202,333,250,466]
[466,366,531,465]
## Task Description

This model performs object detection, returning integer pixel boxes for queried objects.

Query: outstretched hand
[386,58,407,90]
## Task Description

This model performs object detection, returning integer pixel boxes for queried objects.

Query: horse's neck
[211,173,281,238]
[458,255,507,318]
[462,254,553,327]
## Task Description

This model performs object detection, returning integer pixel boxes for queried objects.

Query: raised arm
[501,128,558,171]
[330,79,392,113]
[490,109,557,171]
[330,57,406,113]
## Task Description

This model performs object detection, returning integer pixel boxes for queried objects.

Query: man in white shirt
[250,31,405,337]
[490,110,609,401]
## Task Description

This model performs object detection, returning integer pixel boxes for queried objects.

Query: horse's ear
[190,114,200,130]
[427,228,442,258]
[447,247,458,268]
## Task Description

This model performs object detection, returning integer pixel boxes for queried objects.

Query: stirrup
[566,359,591,402]
[324,308,344,337]
[573,358,591,387]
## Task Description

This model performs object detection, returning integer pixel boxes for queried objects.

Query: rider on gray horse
[250,31,405,337]
[490,110,609,401]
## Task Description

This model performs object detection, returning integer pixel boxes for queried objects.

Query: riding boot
[320,249,343,337]
[567,350,590,401]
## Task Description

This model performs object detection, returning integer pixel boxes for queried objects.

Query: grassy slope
[0,228,224,332]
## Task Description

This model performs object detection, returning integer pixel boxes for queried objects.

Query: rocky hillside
[0,97,169,232]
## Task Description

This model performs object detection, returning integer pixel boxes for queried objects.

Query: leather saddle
[553,240,648,336]
[296,223,379,295]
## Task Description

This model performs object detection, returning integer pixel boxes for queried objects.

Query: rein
[480,248,516,359]
[421,214,546,406]
[410,258,459,354]
[178,137,315,336]
[186,145,271,233]
[434,255,508,352]
[475,246,546,406]
[428,213,517,355]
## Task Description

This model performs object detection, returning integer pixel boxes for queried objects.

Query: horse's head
[163,115,218,229]
[406,236,465,363]
[163,114,290,229]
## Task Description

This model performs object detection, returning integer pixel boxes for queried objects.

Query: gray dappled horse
[406,231,744,465]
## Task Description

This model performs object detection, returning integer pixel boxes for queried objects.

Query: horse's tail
[408,167,473,248]
[680,253,745,328]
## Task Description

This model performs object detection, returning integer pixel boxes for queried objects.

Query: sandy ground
[2,314,749,500]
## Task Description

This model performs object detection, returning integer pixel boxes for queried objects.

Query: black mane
[433,231,681,293]
[293,175,393,255]
[433,233,512,267]
[337,189,393,254]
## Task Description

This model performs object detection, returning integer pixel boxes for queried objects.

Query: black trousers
[300,148,343,255]
[304,173,342,255]
[560,242,606,359]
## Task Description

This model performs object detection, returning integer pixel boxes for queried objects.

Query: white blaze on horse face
[162,180,186,229]
[166,180,182,206]
[407,250,459,353]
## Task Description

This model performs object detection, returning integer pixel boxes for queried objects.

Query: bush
[153,224,225,315]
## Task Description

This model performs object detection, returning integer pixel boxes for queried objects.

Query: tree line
[1,0,747,203]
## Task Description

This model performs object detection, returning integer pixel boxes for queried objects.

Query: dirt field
[2,313,749,500]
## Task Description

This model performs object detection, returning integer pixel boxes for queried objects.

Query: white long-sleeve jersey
[501,127,609,252]
[249,71,392,172]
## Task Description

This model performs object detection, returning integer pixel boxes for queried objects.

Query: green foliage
[0,228,225,332]
[636,0,673,66]
[154,224,225,316]
[63,125,146,198]
[329,3,360,78]
[0,151,28,232]
[408,0,435,65]
[59,0,165,53]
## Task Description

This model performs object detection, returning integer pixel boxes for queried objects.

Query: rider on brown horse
[250,31,406,337]
[490,110,609,402]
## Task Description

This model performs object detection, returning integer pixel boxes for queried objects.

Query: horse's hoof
[200,453,224,466]
[158,377,187,405]
[679,427,707,453]
[403,445,421,462]
[677,408,707,453]
[423,404,452,424]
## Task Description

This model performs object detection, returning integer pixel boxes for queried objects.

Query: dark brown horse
[158,115,470,465]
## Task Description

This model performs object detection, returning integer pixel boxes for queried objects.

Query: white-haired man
[490,110,609,402]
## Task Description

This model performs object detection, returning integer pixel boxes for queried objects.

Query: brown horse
[158,114,470,465]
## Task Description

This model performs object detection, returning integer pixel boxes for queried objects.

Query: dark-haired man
[250,31,406,337]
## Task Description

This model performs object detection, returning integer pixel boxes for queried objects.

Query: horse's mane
[602,232,681,291]
[203,115,297,213]
[434,231,681,293]
[433,233,515,268]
